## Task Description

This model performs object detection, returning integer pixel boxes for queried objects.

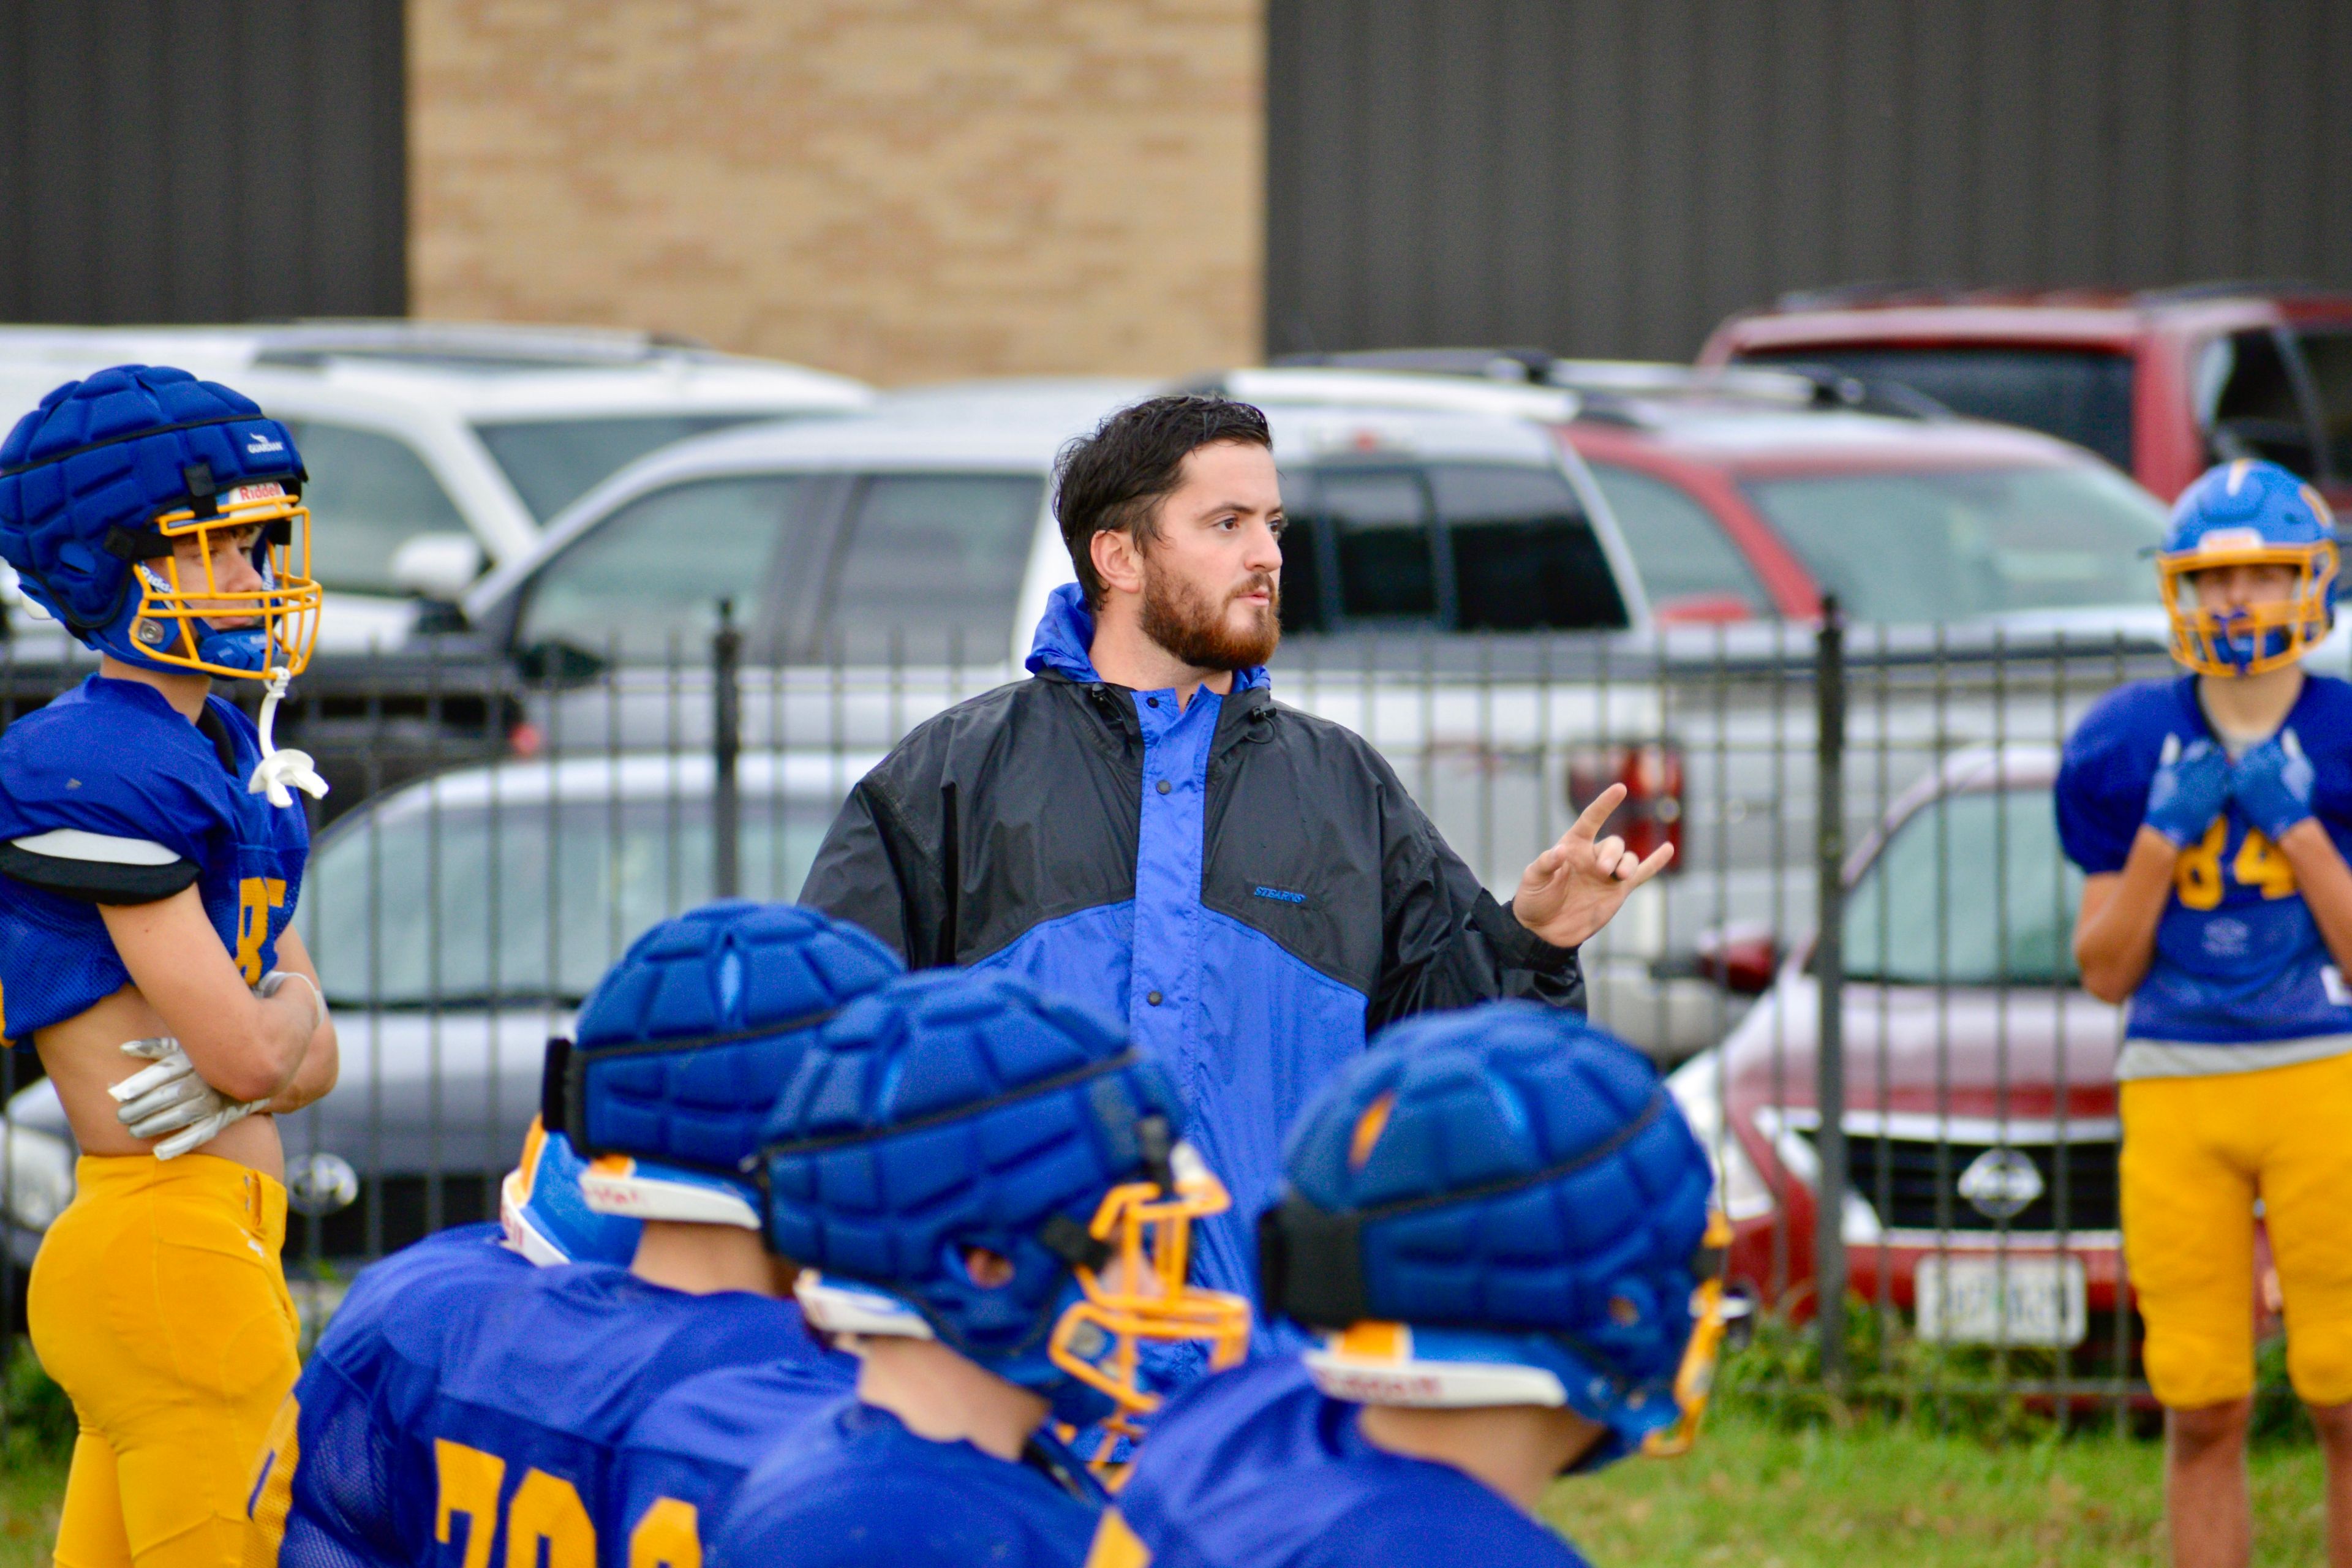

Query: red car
[1699,285,2352,509]
[1550,369,2171,633]
[1668,745,2280,1372]
[1264,352,2176,632]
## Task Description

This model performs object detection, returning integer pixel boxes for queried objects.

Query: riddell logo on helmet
[222,483,285,505]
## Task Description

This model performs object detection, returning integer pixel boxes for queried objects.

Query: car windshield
[473,415,776,522]
[1843,785,2081,987]
[1740,464,2164,623]
[303,793,834,1007]
[1737,346,2135,470]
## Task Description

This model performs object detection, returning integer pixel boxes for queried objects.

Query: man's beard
[1138,559,1281,671]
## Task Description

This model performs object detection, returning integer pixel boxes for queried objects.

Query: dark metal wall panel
[1267,0,2352,359]
[0,0,405,324]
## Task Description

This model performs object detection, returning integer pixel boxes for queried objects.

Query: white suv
[0,320,872,649]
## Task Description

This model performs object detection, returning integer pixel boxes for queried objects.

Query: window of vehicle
[1273,470,1324,633]
[1284,462,1629,634]
[1432,463,1627,632]
[2198,330,2322,478]
[2291,330,2352,481]
[1320,469,1436,621]
[278,421,471,595]
[1581,461,1771,619]
[1740,464,2164,623]
[812,473,1044,661]
[306,794,834,1006]
[474,415,771,522]
[516,476,815,657]
[1737,347,2136,472]
[1842,786,2080,987]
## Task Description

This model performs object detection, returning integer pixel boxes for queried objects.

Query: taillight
[1567,744,1684,872]
[508,720,543,758]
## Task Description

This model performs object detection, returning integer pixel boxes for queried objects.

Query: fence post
[713,598,741,900]
[1814,594,1849,1387]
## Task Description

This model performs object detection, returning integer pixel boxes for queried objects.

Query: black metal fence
[7,616,2337,1422]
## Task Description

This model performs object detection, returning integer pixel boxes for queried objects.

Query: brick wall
[407,0,1264,385]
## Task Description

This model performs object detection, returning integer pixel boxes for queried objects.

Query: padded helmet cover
[0,365,304,665]
[761,970,1184,1374]
[571,900,902,1212]
[1268,1003,1713,1464]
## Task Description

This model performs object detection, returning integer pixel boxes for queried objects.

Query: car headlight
[1665,1051,1775,1223]
[5,1120,75,1232]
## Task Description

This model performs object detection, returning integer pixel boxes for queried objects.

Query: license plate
[1913,1255,2087,1348]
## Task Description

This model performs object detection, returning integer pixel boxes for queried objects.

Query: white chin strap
[247,668,328,809]
[795,1270,935,1341]
[578,1162,762,1229]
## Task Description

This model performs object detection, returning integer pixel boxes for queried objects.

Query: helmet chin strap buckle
[246,667,328,809]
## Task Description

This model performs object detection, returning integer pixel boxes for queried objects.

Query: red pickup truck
[1698,285,2352,510]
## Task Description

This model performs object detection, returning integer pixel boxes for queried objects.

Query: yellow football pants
[2120,1049,2352,1410]
[28,1154,299,1568]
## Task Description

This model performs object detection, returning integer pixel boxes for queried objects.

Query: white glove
[110,1037,268,1160]
[247,747,328,810]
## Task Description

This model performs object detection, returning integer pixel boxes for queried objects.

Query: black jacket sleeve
[798,763,953,968]
[1365,756,1585,1030]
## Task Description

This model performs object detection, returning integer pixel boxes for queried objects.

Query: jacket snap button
[1155,779,1171,794]
[1147,696,1159,707]
[1147,991,1163,1006]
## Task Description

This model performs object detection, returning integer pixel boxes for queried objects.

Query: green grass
[0,1454,66,1568]
[1545,1408,2327,1566]
[0,1344,2332,1567]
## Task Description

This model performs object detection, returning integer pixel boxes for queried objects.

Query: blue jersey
[259,1224,532,1568]
[1095,1357,1589,1568]
[2057,674,2352,1047]
[710,1400,1108,1568]
[609,1355,856,1568]
[0,674,307,1038]
[374,1263,812,1568]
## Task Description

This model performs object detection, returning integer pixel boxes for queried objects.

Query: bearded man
[800,394,1665,1343]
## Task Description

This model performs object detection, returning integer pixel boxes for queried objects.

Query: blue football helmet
[1257,1002,1724,1473]
[499,1113,644,1267]
[0,366,318,680]
[761,970,1251,1433]
[2158,458,2338,675]
[551,901,902,1231]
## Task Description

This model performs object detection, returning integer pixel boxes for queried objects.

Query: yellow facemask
[1642,1210,1738,1459]
[129,481,321,679]
[1048,1142,1254,1447]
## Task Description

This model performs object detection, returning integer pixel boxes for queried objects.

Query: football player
[2058,458,2352,1567]
[247,901,895,1568]
[1088,1002,1722,1567]
[708,969,1252,1568]
[244,1110,644,1567]
[0,366,334,1568]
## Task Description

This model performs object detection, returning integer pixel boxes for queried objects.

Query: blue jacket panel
[802,586,1585,1309]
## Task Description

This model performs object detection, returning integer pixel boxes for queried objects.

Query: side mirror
[389,531,485,602]
[1695,921,1778,995]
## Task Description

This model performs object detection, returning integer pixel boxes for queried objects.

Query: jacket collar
[1023,581,1272,694]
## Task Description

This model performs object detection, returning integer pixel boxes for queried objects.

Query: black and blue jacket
[800,584,1585,1310]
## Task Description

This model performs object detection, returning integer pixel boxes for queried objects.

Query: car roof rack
[2128,279,2335,305]
[246,318,718,372]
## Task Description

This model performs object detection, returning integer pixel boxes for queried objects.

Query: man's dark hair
[1054,395,1272,608]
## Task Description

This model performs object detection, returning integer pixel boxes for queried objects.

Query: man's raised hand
[1511,783,1674,950]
